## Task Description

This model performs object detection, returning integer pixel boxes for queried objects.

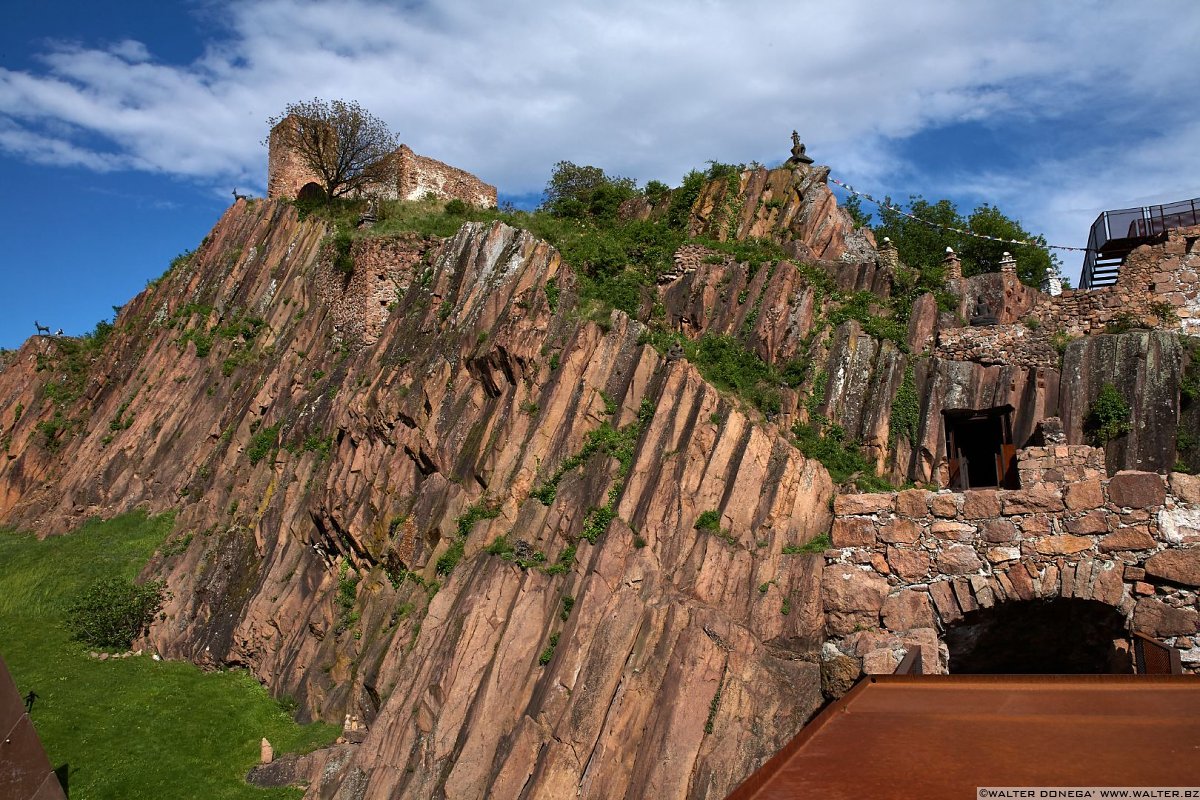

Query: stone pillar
[999,251,1017,277]
[260,738,274,764]
[878,236,900,271]
[943,247,962,282]
[1042,276,1063,296]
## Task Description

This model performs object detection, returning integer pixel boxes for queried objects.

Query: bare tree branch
[266,98,398,199]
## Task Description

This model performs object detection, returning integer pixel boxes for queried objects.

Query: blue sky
[2,0,1199,349]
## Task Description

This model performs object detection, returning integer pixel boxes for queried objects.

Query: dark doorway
[945,599,1130,674]
[297,182,326,203]
[943,405,1018,489]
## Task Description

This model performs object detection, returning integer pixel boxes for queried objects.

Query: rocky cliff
[1,163,1195,798]
[0,178,839,798]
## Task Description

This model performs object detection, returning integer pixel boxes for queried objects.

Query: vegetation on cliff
[293,158,915,489]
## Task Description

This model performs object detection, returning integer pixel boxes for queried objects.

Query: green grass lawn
[0,510,338,799]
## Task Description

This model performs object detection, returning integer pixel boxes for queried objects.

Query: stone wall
[1028,224,1200,337]
[931,226,1199,370]
[935,323,1058,368]
[314,233,434,345]
[394,145,496,208]
[266,117,496,208]
[1017,444,1106,487]
[820,445,1200,689]
[266,121,316,201]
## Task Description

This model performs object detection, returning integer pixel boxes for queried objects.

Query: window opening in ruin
[944,598,1130,674]
[942,405,1018,489]
[297,182,326,203]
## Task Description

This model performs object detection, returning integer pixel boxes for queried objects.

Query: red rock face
[0,199,836,798]
[4,164,1195,794]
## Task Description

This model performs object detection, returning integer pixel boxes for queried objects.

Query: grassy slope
[0,510,338,799]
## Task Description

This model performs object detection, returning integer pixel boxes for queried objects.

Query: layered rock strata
[0,199,834,798]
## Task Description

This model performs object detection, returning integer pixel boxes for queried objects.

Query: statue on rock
[787,130,814,166]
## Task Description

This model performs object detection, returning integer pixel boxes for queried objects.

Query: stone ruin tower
[266,115,497,208]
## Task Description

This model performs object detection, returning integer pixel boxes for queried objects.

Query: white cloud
[1,0,1198,272]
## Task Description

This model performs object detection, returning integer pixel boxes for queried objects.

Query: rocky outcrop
[0,199,833,799]
[1060,331,1185,473]
[687,165,876,263]
[3,158,1197,798]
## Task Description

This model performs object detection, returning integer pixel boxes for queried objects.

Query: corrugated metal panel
[0,653,66,800]
[727,674,1200,800]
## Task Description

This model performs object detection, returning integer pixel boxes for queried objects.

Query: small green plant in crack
[437,500,501,575]
[704,675,724,735]
[782,533,831,554]
[1085,383,1132,445]
[538,632,560,666]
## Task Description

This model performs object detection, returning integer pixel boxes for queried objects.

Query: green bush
[1104,311,1143,334]
[331,229,355,275]
[538,632,560,665]
[246,423,281,465]
[782,533,831,554]
[694,510,722,532]
[1085,384,1132,445]
[66,576,167,649]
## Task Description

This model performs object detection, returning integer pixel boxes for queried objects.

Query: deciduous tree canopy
[541,161,637,219]
[267,98,398,199]
[874,195,1061,289]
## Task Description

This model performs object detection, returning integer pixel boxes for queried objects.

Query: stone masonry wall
[266,122,316,201]
[394,145,496,208]
[932,226,1199,369]
[314,233,435,345]
[266,118,496,208]
[935,323,1058,369]
[820,445,1200,692]
[1028,224,1200,337]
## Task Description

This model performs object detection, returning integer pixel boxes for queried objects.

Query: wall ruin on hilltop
[266,116,497,207]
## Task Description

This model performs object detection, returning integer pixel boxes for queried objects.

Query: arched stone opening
[297,182,326,203]
[944,597,1129,674]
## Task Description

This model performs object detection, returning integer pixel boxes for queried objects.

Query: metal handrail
[1081,197,1200,289]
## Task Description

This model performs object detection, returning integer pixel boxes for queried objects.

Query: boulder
[822,565,888,635]
[1144,549,1200,587]
[881,589,936,631]
[1107,471,1166,509]
[831,517,876,548]
[936,544,983,575]
[886,546,931,581]
[1133,598,1199,637]
[833,493,895,515]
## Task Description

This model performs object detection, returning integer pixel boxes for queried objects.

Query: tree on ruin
[266,98,398,199]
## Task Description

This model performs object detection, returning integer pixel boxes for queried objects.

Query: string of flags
[827,176,1092,253]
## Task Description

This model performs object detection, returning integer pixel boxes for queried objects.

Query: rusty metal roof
[726,674,1200,800]
[1,653,66,800]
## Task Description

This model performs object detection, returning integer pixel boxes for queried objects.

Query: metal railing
[1081,197,1200,289]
